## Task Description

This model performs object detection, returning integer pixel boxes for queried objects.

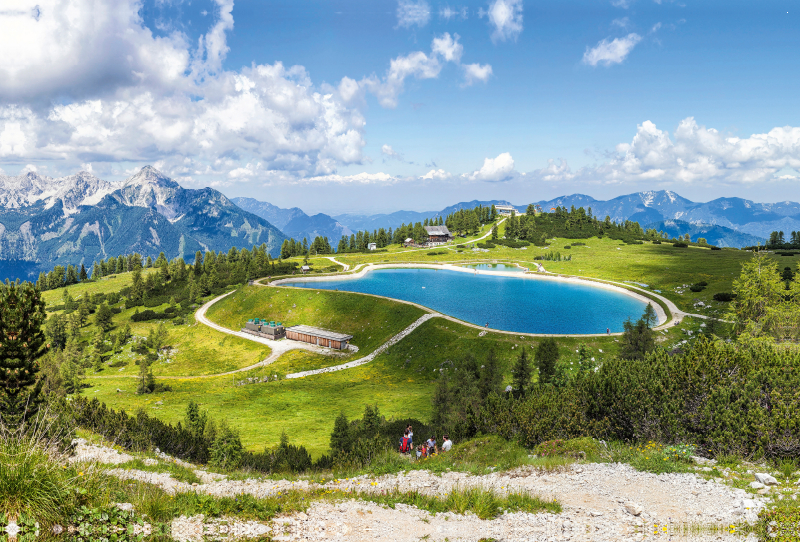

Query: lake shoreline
[271,263,670,335]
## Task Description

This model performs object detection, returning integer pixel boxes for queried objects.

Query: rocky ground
[69,438,800,541]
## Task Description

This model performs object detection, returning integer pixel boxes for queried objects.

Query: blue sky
[1,0,799,213]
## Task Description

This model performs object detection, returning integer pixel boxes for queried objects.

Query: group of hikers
[398,424,452,459]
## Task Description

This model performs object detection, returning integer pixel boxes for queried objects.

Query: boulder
[624,502,643,516]
[115,503,135,512]
[755,473,779,486]
[749,482,765,489]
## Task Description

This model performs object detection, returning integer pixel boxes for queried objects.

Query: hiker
[606,327,610,335]
[406,424,414,448]
[399,431,412,454]
[416,443,425,459]
[426,436,438,455]
[441,435,452,452]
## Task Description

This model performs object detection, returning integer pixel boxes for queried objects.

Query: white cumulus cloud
[0,1,368,180]
[485,0,523,42]
[396,0,431,28]
[357,32,487,109]
[530,118,800,186]
[611,17,630,28]
[583,33,642,66]
[305,172,399,184]
[466,152,516,182]
[381,144,404,161]
[462,63,493,85]
[0,0,193,103]
[432,33,464,63]
[421,168,452,180]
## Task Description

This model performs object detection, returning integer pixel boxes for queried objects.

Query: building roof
[424,225,451,236]
[286,325,354,341]
[495,204,516,211]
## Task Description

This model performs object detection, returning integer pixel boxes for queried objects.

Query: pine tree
[185,400,208,437]
[478,347,502,400]
[330,412,351,455]
[0,281,48,426]
[620,313,656,361]
[79,264,88,281]
[511,347,533,396]
[642,303,657,327]
[137,358,152,394]
[430,370,451,431]
[45,314,68,350]
[95,302,113,332]
[534,338,559,385]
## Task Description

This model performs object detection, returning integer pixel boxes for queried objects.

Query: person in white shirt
[441,435,452,452]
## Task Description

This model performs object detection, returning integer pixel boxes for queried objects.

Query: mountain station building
[285,325,353,350]
[424,225,452,245]
[495,204,517,216]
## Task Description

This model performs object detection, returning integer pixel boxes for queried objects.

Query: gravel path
[286,313,438,378]
[325,256,350,271]
[74,437,770,542]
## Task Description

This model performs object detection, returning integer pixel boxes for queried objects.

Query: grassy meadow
[63,223,782,457]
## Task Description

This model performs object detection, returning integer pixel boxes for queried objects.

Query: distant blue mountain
[333,200,510,232]
[534,190,799,246]
[644,219,765,248]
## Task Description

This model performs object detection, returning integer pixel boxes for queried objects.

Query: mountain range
[532,190,800,246]
[0,166,286,279]
[0,170,792,282]
[232,197,353,245]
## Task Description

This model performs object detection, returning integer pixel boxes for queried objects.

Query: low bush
[533,437,604,459]
[456,244,465,248]
[689,283,706,292]
[652,240,662,244]
[492,239,530,249]
[478,338,800,461]
[625,240,644,245]
[710,246,722,250]
[131,309,168,322]
[571,242,585,246]
[672,242,688,248]
[476,242,495,249]
[758,505,800,541]
[427,250,448,256]
[563,245,571,249]
[713,292,736,302]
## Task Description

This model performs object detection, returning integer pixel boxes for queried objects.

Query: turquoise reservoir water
[462,263,525,273]
[288,268,649,334]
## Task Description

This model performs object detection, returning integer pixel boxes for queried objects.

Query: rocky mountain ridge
[0,167,286,279]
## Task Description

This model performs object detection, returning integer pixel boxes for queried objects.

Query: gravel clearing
[74,440,771,541]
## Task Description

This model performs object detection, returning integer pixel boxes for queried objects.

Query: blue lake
[287,268,649,334]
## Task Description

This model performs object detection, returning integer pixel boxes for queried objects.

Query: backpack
[399,437,410,453]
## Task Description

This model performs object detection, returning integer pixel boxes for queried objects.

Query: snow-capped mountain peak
[0,170,115,212]
[123,165,181,189]
[44,171,115,213]
[116,166,183,220]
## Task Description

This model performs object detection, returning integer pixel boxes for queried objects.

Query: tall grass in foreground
[0,417,89,524]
